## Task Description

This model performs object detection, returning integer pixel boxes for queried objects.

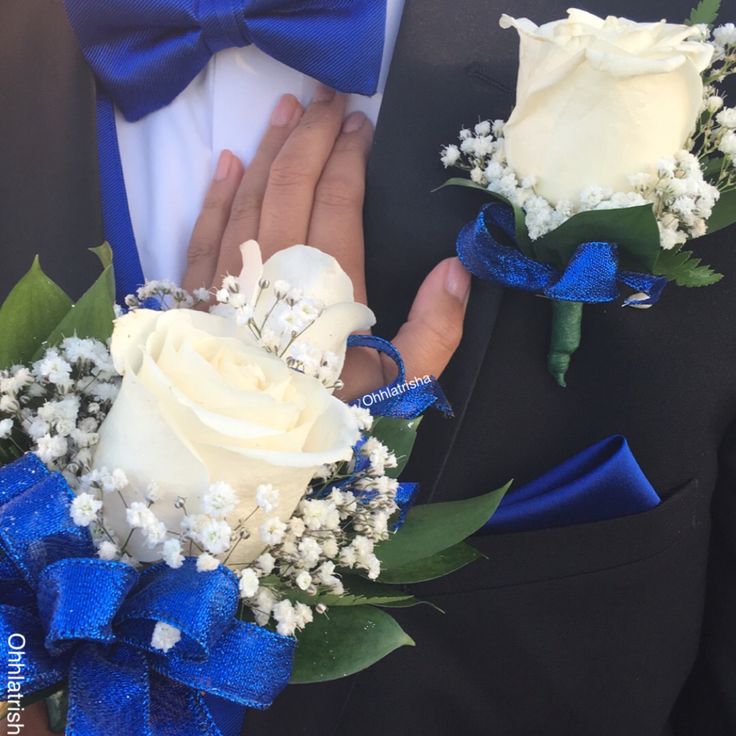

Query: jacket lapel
[364,0,516,498]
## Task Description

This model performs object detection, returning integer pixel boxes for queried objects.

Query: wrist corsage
[0,241,507,734]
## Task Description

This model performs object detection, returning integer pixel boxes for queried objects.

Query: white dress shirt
[116,0,405,285]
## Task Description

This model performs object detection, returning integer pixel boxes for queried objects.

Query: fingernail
[214,150,232,181]
[313,84,336,103]
[270,94,297,126]
[342,111,367,134]
[445,258,471,305]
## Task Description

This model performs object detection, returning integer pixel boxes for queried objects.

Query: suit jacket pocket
[428,476,708,593]
[330,479,711,736]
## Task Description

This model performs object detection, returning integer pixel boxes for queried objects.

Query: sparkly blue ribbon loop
[0,455,295,736]
[457,203,667,307]
[62,0,387,122]
[347,335,453,418]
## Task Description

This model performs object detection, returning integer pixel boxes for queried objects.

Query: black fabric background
[2,0,736,734]
[0,0,102,301]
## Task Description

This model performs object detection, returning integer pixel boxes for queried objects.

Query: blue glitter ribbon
[0,454,295,736]
[457,203,667,307]
[63,0,387,123]
[347,334,453,418]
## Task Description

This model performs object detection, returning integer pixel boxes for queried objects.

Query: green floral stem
[547,301,583,388]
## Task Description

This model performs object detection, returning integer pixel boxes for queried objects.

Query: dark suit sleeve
[673,418,736,736]
[0,0,102,301]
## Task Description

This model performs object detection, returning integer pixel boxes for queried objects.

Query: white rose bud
[500,10,714,204]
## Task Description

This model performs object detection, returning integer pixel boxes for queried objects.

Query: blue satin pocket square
[481,436,661,534]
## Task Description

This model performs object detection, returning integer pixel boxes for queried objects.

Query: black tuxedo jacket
[2,1,736,734]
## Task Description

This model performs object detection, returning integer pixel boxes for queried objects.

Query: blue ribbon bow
[457,203,667,307]
[63,0,387,122]
[0,454,294,736]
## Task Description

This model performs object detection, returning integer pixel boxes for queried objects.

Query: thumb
[390,258,471,381]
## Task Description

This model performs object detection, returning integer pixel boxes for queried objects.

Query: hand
[183,85,471,399]
[3,702,55,735]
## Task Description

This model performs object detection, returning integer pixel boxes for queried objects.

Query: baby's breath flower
[295,571,312,591]
[197,518,232,555]
[253,588,277,626]
[196,553,221,572]
[440,144,461,167]
[256,552,276,575]
[162,539,185,569]
[97,541,120,561]
[719,130,736,156]
[151,622,181,653]
[203,481,239,518]
[272,600,298,637]
[71,493,102,527]
[255,483,280,513]
[714,23,736,48]
[260,517,287,546]
[36,434,68,464]
[239,568,260,598]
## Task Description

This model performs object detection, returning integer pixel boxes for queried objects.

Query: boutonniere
[441,2,736,386]
[0,242,508,733]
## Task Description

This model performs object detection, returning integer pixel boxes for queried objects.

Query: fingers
[390,258,472,381]
[214,94,304,283]
[308,111,373,304]
[258,85,348,257]
[183,150,244,293]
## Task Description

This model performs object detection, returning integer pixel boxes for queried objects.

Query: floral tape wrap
[0,454,295,736]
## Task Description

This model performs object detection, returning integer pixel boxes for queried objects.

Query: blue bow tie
[63,0,387,122]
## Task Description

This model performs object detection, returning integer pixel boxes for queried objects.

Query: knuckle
[333,135,369,155]
[200,190,228,212]
[186,237,219,264]
[268,157,316,191]
[314,177,364,210]
[228,193,261,223]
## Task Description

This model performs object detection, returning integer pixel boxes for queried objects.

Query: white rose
[500,9,714,204]
[93,248,373,564]
[235,240,375,379]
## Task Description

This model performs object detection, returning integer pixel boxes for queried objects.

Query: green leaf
[435,177,533,256]
[45,690,69,733]
[653,249,723,287]
[369,416,422,478]
[327,575,416,606]
[0,257,72,368]
[375,482,511,571]
[532,205,661,273]
[290,606,414,684]
[38,251,116,354]
[378,542,484,584]
[701,156,724,182]
[707,189,736,235]
[687,0,721,25]
[433,176,489,195]
[91,242,114,269]
[282,575,417,608]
